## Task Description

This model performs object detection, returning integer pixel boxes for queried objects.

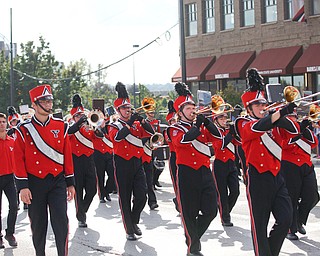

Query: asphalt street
[1,159,320,256]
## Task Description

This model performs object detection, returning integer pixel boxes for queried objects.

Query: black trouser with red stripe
[143,161,157,207]
[177,164,217,254]
[0,174,18,237]
[246,165,292,256]
[93,150,115,199]
[73,154,97,222]
[213,159,240,224]
[114,155,147,235]
[281,161,320,234]
[28,173,68,256]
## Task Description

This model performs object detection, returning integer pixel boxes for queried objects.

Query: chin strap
[36,101,52,114]
[248,105,260,120]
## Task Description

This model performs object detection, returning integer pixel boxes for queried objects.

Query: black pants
[281,161,320,233]
[73,154,97,222]
[28,173,68,256]
[143,161,157,206]
[114,155,147,235]
[0,174,18,236]
[213,159,240,223]
[93,150,116,199]
[246,165,292,256]
[169,152,178,194]
[177,164,217,254]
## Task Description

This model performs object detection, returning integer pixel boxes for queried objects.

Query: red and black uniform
[235,115,299,256]
[92,131,115,201]
[68,126,97,224]
[0,134,18,240]
[281,121,320,235]
[163,128,179,210]
[108,119,153,235]
[210,125,240,225]
[14,115,75,256]
[168,120,217,254]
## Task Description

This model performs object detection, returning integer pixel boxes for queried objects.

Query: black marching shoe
[100,197,106,203]
[0,238,4,249]
[150,203,159,210]
[222,221,233,227]
[4,235,17,247]
[126,233,137,241]
[78,221,88,228]
[286,233,299,240]
[105,194,112,202]
[187,251,204,256]
[297,223,306,235]
[133,224,142,236]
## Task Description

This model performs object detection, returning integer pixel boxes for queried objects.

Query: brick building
[172,0,320,104]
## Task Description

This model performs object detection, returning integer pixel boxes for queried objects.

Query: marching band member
[168,82,218,256]
[281,110,320,240]
[144,105,163,189]
[234,68,299,256]
[163,100,179,212]
[92,115,116,203]
[0,113,18,248]
[210,107,240,227]
[68,94,97,228]
[14,84,75,256]
[107,82,154,241]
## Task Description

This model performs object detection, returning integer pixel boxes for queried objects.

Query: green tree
[221,83,242,107]
[0,51,11,113]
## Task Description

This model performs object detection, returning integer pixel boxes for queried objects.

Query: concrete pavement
[1,160,320,255]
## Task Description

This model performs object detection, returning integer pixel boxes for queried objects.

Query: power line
[13,22,179,83]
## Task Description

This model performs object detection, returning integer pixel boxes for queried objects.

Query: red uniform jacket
[164,128,175,153]
[236,116,299,176]
[282,127,318,167]
[210,126,236,163]
[147,118,161,133]
[108,119,153,160]
[0,135,16,176]
[69,126,95,157]
[168,121,213,170]
[14,116,75,189]
[92,133,113,154]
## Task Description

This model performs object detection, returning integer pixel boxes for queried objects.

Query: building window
[203,0,215,33]
[242,0,255,27]
[186,3,198,36]
[312,0,320,15]
[264,0,277,23]
[222,0,234,30]
[284,0,293,19]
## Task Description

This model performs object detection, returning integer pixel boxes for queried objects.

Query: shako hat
[113,82,132,109]
[166,100,176,122]
[70,94,85,116]
[173,82,195,112]
[241,68,267,108]
[7,106,21,124]
[29,84,53,103]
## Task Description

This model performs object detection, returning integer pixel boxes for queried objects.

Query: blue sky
[0,0,180,85]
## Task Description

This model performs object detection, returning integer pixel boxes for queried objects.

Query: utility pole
[10,8,14,106]
[179,0,187,83]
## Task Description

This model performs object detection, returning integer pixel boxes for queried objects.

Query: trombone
[195,94,234,117]
[87,109,105,130]
[132,97,156,114]
[297,104,320,122]
[262,86,320,113]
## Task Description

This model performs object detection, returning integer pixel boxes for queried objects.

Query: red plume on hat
[114,82,131,109]
[7,106,21,124]
[173,82,195,112]
[166,100,176,122]
[241,68,267,108]
[70,94,84,116]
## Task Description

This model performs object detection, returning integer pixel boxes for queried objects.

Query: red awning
[171,56,215,82]
[249,46,302,76]
[205,51,255,80]
[293,44,320,73]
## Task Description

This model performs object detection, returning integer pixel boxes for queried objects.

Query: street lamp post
[132,44,139,108]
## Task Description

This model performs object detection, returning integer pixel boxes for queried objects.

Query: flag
[292,0,305,22]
